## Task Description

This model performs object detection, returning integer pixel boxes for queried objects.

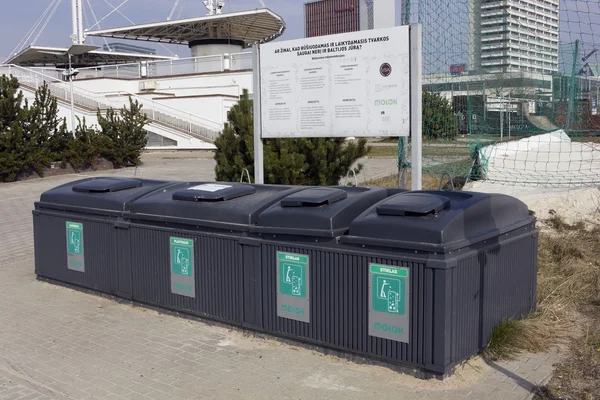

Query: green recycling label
[369,264,410,342]
[66,222,84,272]
[170,237,195,298]
[277,252,309,323]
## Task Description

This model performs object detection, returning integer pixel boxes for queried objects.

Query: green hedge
[0,75,148,182]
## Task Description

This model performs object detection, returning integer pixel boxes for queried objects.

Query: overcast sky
[0,0,598,71]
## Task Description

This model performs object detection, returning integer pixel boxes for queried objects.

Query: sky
[0,0,599,71]
[0,0,308,62]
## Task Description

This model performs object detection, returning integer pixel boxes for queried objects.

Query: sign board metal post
[410,23,422,190]
[252,44,265,184]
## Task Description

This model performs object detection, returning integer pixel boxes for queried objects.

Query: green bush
[67,117,103,170]
[215,89,369,185]
[97,97,148,167]
[0,77,61,181]
[423,90,459,140]
[0,75,150,182]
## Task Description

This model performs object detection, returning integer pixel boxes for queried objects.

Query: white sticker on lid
[186,184,232,192]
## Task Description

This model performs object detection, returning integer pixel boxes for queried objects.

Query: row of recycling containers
[33,177,538,376]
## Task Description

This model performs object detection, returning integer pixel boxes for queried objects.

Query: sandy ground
[465,180,600,226]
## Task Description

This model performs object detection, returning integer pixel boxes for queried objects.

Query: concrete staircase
[0,65,222,147]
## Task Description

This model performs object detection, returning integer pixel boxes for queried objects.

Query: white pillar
[77,0,84,44]
[71,0,78,43]
[410,24,423,191]
[252,45,264,184]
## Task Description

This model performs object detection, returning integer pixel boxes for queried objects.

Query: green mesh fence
[407,0,600,187]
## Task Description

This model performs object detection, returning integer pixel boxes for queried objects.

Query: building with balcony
[470,0,559,74]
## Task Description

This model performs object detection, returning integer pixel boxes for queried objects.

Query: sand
[465,180,600,226]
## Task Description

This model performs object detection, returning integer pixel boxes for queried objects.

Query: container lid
[172,183,256,202]
[72,178,142,193]
[254,187,406,237]
[36,177,174,214]
[341,190,533,252]
[376,192,450,216]
[127,182,304,230]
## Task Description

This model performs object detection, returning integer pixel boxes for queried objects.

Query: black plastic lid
[72,178,142,193]
[341,190,533,252]
[254,187,404,238]
[127,182,304,229]
[281,188,347,207]
[172,183,256,202]
[36,177,173,214]
[377,192,450,216]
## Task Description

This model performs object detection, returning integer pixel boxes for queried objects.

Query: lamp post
[62,44,99,134]
[68,53,75,133]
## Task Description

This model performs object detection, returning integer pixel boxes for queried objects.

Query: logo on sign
[375,84,398,93]
[277,252,310,323]
[170,237,195,298]
[280,263,305,298]
[66,222,84,272]
[379,63,392,77]
[375,99,398,106]
[368,264,409,343]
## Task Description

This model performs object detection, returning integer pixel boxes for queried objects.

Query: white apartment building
[471,0,559,74]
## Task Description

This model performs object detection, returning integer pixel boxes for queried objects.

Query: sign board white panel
[259,26,410,138]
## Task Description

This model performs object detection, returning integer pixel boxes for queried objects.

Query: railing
[75,52,253,80]
[0,64,222,143]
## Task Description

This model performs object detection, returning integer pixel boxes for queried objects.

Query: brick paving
[0,152,562,399]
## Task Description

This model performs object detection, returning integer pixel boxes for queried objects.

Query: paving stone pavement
[0,152,562,399]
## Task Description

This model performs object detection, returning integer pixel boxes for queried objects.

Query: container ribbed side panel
[481,235,538,345]
[261,243,427,367]
[129,226,243,324]
[33,213,116,293]
[449,256,481,363]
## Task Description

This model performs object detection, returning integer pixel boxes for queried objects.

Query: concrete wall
[152,96,236,125]
[71,71,252,97]
[71,78,138,95]
[191,43,243,58]
[153,71,253,93]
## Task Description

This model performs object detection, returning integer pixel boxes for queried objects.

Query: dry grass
[364,172,467,191]
[483,319,554,361]
[366,145,470,158]
[535,325,600,400]
[504,222,600,399]
[536,226,600,317]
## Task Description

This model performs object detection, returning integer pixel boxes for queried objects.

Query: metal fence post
[410,24,423,191]
[252,45,264,184]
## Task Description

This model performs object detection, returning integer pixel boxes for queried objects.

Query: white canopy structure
[4,45,174,67]
[85,8,285,47]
